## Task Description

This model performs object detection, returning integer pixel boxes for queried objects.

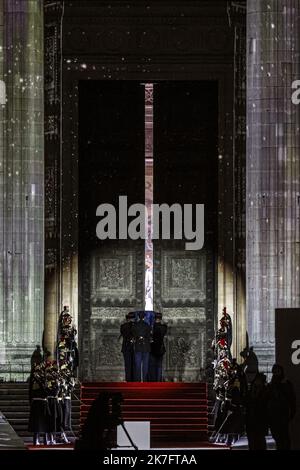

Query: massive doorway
[79,81,218,381]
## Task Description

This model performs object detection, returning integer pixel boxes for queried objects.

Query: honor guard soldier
[120,312,135,381]
[57,361,74,443]
[45,360,61,445]
[132,311,151,382]
[28,362,50,446]
[120,312,135,382]
[149,312,167,381]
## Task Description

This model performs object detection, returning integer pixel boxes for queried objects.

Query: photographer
[75,392,124,450]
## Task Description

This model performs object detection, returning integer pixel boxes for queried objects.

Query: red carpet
[80,382,208,448]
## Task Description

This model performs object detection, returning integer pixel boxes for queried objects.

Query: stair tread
[102,411,207,415]
[82,399,207,403]
[0,382,208,446]
[82,385,205,388]
[80,382,208,447]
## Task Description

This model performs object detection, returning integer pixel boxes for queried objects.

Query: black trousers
[148,354,163,381]
[123,350,134,382]
[246,429,267,450]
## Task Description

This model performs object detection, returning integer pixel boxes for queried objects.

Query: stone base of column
[0,345,33,382]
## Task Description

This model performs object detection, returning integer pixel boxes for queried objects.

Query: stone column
[247,0,300,372]
[229,1,247,359]
[44,1,64,359]
[0,0,44,379]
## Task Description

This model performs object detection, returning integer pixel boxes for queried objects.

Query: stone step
[0,390,31,396]
[0,383,30,388]
[0,382,81,442]
[1,404,80,412]
[80,382,208,445]
[5,416,80,425]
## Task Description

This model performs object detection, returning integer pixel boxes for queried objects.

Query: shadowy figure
[245,372,268,450]
[222,380,244,446]
[240,346,259,385]
[173,337,190,381]
[28,363,50,445]
[231,358,247,395]
[267,364,296,450]
[30,345,43,370]
[120,312,135,382]
[220,307,232,360]
[75,392,120,450]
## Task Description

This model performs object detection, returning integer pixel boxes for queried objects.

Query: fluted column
[0,0,44,379]
[44,1,64,359]
[247,0,300,371]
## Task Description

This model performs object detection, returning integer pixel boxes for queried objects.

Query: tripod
[116,420,138,450]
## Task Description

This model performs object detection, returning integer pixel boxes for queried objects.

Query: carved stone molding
[91,252,136,303]
[161,251,206,304]
[90,307,136,321]
[162,307,206,321]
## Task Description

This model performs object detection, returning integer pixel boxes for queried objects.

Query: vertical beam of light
[144,84,153,310]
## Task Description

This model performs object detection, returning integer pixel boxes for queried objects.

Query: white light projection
[144,84,154,310]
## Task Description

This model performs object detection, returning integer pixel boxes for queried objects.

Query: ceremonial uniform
[120,315,135,381]
[45,363,61,444]
[149,315,167,382]
[132,314,151,382]
[57,306,79,374]
[62,366,75,432]
[28,365,50,445]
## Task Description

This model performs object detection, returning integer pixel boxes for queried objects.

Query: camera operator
[75,392,123,450]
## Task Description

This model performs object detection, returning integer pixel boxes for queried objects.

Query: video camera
[108,392,123,424]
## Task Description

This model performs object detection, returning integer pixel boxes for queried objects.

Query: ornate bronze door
[153,82,218,381]
[79,82,145,381]
[79,81,218,381]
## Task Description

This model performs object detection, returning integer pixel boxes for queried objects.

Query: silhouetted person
[75,392,117,450]
[240,346,259,385]
[224,392,243,445]
[28,363,50,445]
[221,307,232,354]
[245,372,268,450]
[120,312,135,381]
[231,358,247,397]
[148,312,167,381]
[132,311,151,382]
[267,364,296,450]
[30,345,43,370]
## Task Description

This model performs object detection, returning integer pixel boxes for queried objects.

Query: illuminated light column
[247,0,300,372]
[144,84,154,310]
[0,0,44,379]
